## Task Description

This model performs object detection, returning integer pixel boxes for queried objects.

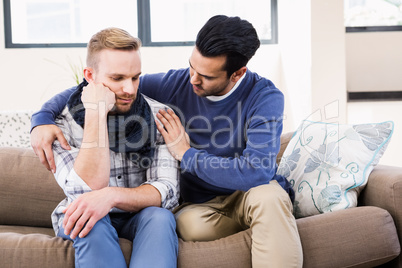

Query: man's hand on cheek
[82,82,116,115]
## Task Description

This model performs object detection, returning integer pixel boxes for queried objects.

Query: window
[344,0,402,32]
[4,0,277,48]
[140,0,277,46]
[4,0,137,48]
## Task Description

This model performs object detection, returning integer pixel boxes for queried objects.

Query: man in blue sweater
[31,15,303,267]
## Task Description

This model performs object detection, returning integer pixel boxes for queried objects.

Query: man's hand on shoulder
[156,109,190,161]
[31,124,71,173]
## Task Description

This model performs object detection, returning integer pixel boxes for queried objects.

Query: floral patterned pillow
[0,111,32,148]
[277,120,394,218]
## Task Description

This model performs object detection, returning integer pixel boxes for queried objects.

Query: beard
[192,80,231,97]
[110,95,136,114]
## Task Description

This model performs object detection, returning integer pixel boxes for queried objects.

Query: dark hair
[195,15,260,77]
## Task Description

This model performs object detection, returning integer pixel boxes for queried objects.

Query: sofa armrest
[359,165,402,220]
[359,164,402,266]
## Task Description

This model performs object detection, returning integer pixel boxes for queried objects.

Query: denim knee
[137,207,176,229]
[129,207,178,268]
[72,216,121,252]
[71,216,126,268]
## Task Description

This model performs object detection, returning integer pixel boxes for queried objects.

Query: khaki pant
[175,181,303,267]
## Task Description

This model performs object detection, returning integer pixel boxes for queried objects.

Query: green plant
[68,57,84,85]
[45,56,84,85]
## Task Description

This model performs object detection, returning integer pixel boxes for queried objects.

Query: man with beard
[41,27,179,267]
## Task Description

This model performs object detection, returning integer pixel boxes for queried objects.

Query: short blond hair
[87,27,141,70]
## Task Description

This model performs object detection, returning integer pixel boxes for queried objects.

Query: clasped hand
[62,188,113,239]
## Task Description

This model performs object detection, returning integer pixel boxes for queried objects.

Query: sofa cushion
[0,146,400,267]
[0,228,75,268]
[0,225,132,268]
[0,147,64,228]
[277,120,393,218]
[177,206,399,268]
[0,206,399,268]
[298,206,400,268]
[178,228,252,267]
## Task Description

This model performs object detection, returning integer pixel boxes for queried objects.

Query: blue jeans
[58,207,178,268]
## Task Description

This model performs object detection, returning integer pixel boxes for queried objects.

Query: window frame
[138,0,278,47]
[3,0,278,48]
[3,0,87,48]
[344,0,402,33]
[346,25,402,33]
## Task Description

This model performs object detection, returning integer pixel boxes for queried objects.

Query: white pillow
[277,120,394,218]
[0,111,32,148]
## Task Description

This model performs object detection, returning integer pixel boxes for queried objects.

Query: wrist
[81,109,108,148]
[172,146,191,161]
[85,108,108,119]
[84,109,108,129]
[103,187,118,208]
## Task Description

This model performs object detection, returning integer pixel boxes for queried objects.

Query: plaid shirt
[51,95,180,235]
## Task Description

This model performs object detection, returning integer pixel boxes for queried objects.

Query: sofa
[0,131,401,268]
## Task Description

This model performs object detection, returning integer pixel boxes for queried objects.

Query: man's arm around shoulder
[31,86,76,172]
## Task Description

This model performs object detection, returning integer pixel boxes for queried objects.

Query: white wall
[0,1,282,114]
[0,0,85,111]
[279,0,347,128]
[0,1,344,131]
[0,1,399,166]
[346,31,402,92]
[310,0,347,123]
[278,0,312,131]
[344,10,402,167]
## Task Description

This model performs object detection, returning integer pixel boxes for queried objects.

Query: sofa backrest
[0,132,294,228]
[277,132,294,165]
[0,147,64,228]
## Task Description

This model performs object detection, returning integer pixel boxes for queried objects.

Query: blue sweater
[31,68,293,203]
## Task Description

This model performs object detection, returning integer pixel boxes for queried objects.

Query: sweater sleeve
[139,69,190,105]
[180,90,285,192]
[139,73,166,101]
[30,87,76,131]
